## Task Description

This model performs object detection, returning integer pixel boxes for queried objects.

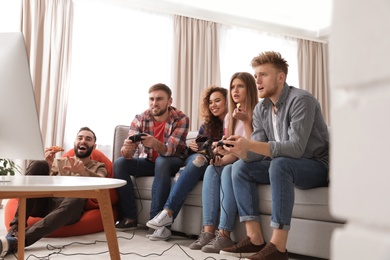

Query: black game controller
[128,133,147,142]
[217,140,234,147]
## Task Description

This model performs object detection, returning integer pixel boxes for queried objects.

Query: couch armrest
[113,125,129,162]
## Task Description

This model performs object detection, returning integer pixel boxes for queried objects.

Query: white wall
[329,0,390,259]
[0,0,21,32]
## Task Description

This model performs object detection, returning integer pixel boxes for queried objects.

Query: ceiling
[130,0,333,42]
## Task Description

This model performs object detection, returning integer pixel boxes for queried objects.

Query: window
[219,25,298,89]
[64,1,173,156]
[65,2,298,158]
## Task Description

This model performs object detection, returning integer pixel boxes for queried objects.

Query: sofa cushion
[258,185,344,223]
[132,177,342,223]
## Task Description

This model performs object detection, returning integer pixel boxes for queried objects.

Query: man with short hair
[114,83,189,241]
[0,127,107,257]
[218,51,329,260]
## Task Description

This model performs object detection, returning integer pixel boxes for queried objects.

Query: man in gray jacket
[218,51,329,260]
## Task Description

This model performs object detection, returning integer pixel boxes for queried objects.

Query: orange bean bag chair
[4,149,119,237]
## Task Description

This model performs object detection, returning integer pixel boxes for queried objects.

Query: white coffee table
[0,175,126,260]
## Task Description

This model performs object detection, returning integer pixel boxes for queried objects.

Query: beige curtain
[171,15,221,131]
[22,0,73,148]
[297,39,330,125]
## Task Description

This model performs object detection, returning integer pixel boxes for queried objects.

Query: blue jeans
[202,162,238,232]
[164,153,208,219]
[114,156,184,220]
[232,157,328,230]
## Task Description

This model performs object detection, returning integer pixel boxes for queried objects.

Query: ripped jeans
[164,153,208,219]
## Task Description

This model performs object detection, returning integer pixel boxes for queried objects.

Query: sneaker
[245,242,288,260]
[189,230,215,250]
[220,236,266,257]
[145,228,154,238]
[0,236,18,258]
[201,231,234,254]
[148,227,172,241]
[146,210,173,230]
[6,226,18,238]
[115,218,138,231]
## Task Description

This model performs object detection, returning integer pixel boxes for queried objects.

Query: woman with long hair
[190,72,258,253]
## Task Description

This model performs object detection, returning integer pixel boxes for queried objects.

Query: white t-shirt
[223,113,249,138]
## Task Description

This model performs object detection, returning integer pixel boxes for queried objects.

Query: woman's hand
[210,155,225,166]
[188,140,198,152]
[233,107,250,122]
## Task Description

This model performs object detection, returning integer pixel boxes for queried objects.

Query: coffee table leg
[96,189,120,260]
[18,198,26,260]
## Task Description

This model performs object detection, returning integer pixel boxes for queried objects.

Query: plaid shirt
[128,106,189,161]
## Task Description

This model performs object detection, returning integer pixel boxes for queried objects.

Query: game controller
[217,140,234,147]
[128,133,147,142]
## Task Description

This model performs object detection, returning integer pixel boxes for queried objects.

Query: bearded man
[114,83,189,241]
[1,127,107,257]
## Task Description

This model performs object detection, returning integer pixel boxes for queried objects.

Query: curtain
[297,39,330,125]
[22,0,73,148]
[171,15,221,131]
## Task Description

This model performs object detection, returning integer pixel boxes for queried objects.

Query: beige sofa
[113,125,344,259]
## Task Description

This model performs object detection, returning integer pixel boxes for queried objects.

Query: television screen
[0,32,44,160]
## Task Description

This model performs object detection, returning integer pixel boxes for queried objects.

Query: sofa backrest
[113,125,129,162]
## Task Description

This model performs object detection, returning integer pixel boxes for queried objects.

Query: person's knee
[269,157,291,181]
[25,160,50,176]
[202,166,214,183]
[192,155,207,167]
[155,156,182,175]
[231,159,246,180]
[62,198,86,211]
[113,157,132,178]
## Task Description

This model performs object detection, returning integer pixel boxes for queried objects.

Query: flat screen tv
[0,32,44,160]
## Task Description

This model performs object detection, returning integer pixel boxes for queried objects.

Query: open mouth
[78,145,87,151]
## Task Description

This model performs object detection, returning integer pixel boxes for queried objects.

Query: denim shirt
[247,83,329,169]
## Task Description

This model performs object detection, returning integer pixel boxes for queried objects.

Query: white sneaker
[149,227,172,241]
[146,210,173,229]
[145,228,154,238]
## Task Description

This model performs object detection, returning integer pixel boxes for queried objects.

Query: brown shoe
[245,242,288,260]
[219,236,266,257]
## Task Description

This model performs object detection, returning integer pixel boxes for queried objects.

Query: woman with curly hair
[146,85,228,241]
[190,72,258,253]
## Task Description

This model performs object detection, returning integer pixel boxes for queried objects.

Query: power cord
[22,237,233,260]
[20,151,241,260]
